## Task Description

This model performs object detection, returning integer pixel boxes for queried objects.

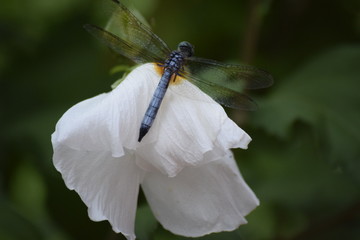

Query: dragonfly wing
[85,0,171,64]
[84,24,164,64]
[185,57,274,90]
[180,57,273,110]
[178,71,258,110]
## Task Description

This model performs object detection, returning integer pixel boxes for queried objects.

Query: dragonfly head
[178,41,194,58]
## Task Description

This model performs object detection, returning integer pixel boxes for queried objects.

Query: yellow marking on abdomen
[152,63,164,77]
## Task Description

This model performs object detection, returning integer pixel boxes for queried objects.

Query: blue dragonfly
[84,0,273,142]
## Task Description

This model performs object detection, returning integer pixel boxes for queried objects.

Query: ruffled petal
[52,64,160,157]
[137,68,251,176]
[141,151,259,237]
[52,142,142,240]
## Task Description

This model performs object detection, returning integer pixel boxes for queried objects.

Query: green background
[1,0,360,239]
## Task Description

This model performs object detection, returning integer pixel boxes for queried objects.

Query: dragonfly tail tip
[138,126,149,142]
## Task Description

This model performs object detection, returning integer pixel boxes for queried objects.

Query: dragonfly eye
[178,41,194,58]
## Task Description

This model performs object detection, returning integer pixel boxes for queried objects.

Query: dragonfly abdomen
[138,68,173,141]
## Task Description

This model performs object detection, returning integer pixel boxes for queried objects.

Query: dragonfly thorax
[164,42,193,74]
[164,51,185,74]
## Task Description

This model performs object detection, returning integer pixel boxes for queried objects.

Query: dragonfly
[84,0,273,142]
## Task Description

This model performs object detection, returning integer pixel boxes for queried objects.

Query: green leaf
[242,128,360,239]
[253,45,360,172]
[135,204,158,240]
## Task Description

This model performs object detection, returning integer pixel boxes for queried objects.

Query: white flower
[51,63,259,240]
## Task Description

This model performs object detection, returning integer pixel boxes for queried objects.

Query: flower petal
[52,64,160,158]
[52,63,250,176]
[137,71,251,176]
[52,142,141,240]
[141,151,259,237]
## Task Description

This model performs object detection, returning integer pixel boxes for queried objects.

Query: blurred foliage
[1,0,360,240]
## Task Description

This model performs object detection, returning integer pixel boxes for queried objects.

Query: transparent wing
[186,57,274,90]
[179,70,258,110]
[84,0,171,64]
[182,57,274,110]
